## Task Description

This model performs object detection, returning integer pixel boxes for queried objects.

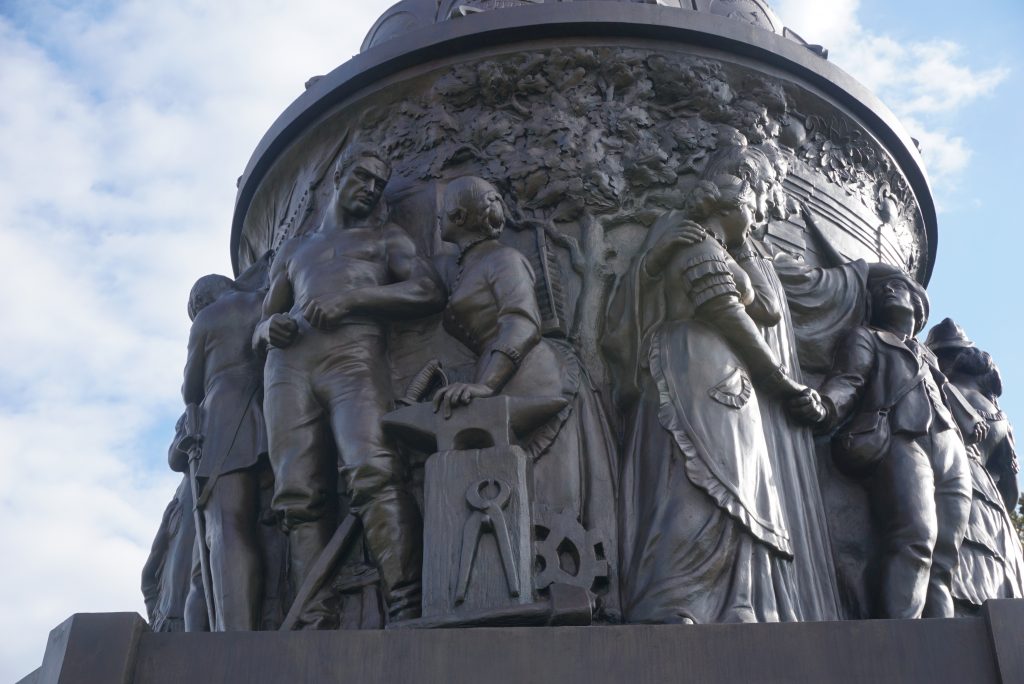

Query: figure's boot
[359,485,423,622]
[286,517,337,629]
[924,434,971,618]
[869,441,936,619]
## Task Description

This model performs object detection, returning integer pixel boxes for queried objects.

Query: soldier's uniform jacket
[820,326,956,437]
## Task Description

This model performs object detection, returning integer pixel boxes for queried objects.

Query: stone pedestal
[17,601,1024,684]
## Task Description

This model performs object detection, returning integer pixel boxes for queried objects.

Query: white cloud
[0,1,395,679]
[776,0,1009,191]
[900,118,973,180]
[898,42,1009,115]
[775,0,861,48]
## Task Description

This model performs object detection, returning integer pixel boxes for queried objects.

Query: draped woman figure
[701,143,871,621]
[433,176,620,619]
[604,172,816,624]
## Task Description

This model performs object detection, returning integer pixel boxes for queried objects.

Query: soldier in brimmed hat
[925,317,976,374]
[925,320,1024,613]
[790,271,976,619]
[926,320,1018,510]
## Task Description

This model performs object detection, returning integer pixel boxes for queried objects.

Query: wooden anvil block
[421,445,534,619]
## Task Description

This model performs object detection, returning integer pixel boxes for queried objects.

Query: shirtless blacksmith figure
[254,144,444,625]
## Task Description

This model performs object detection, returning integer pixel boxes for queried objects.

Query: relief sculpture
[791,273,976,618]
[143,3,1020,634]
[926,320,1024,614]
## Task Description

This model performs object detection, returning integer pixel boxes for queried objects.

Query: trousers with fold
[265,324,421,625]
[868,426,970,619]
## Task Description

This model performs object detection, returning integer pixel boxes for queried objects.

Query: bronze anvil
[382,394,568,453]
[383,394,593,628]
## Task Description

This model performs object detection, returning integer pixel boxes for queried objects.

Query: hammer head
[383,394,568,453]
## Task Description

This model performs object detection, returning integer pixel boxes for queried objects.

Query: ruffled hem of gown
[649,337,793,559]
[953,540,1024,607]
[522,338,580,461]
[953,457,1024,606]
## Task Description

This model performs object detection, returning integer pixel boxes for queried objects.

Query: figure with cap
[925,317,976,374]
[789,271,977,619]
[926,319,1024,614]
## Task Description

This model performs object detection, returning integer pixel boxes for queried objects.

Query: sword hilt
[400,359,446,405]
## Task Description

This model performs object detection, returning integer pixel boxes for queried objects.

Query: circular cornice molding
[232,2,936,283]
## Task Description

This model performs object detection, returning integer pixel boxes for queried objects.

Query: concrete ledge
[33,613,147,684]
[984,600,1024,684]
[25,603,1024,684]
[130,619,1003,683]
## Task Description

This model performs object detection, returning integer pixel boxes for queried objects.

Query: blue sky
[0,0,1020,679]
[775,0,1024,477]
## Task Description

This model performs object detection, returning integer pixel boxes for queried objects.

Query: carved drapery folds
[239,47,927,389]
[144,8,1024,634]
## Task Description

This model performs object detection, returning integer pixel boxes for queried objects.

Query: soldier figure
[926,319,1024,613]
[790,272,974,619]
[181,274,269,631]
[141,415,207,633]
[927,319,1020,512]
[254,143,445,626]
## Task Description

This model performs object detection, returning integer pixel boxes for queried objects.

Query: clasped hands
[251,313,300,350]
[766,371,829,426]
[787,387,829,426]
